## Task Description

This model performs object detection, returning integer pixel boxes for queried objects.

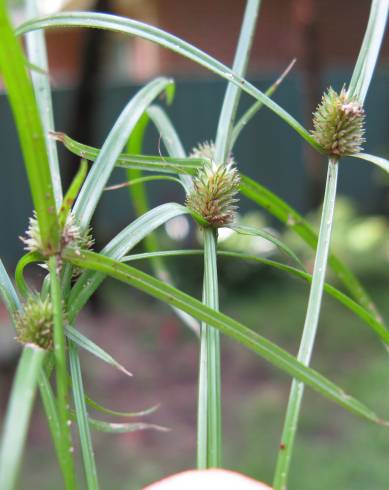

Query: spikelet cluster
[21,212,94,256]
[14,294,54,350]
[186,142,240,227]
[312,87,365,156]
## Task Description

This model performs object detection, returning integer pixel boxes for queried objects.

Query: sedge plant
[0,0,388,489]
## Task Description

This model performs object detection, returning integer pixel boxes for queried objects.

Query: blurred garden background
[1,0,389,488]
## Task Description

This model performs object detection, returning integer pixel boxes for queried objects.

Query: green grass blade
[231,59,296,147]
[351,152,389,173]
[15,251,43,298]
[25,0,63,209]
[229,224,304,269]
[16,12,321,151]
[65,325,132,377]
[126,113,151,220]
[105,175,185,191]
[120,249,389,347]
[214,0,261,163]
[0,2,59,253]
[239,174,385,324]
[147,105,193,191]
[348,0,389,103]
[59,159,88,228]
[85,396,159,419]
[73,77,175,229]
[69,343,100,490]
[51,131,203,175]
[0,345,47,490]
[0,259,21,316]
[85,418,168,434]
[67,203,190,322]
[38,368,77,488]
[63,248,387,424]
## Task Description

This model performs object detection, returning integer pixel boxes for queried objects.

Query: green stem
[273,157,339,490]
[0,345,46,490]
[48,256,77,489]
[204,228,221,467]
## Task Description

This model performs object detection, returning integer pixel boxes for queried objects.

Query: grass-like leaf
[214,0,261,163]
[72,77,175,230]
[85,396,159,419]
[63,248,388,425]
[348,0,389,103]
[231,59,296,147]
[65,325,132,377]
[85,418,169,434]
[25,0,63,209]
[0,3,59,253]
[69,343,100,490]
[351,152,389,173]
[38,367,77,489]
[51,131,203,175]
[239,174,385,324]
[120,249,389,347]
[229,224,304,269]
[0,345,47,490]
[0,259,21,316]
[67,203,191,322]
[16,12,322,151]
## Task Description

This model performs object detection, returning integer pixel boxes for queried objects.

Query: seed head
[14,294,54,350]
[21,212,94,256]
[186,142,240,227]
[312,87,365,156]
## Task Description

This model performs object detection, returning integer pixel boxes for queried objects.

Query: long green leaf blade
[0,346,47,490]
[69,343,100,490]
[25,0,63,209]
[239,174,385,324]
[16,12,321,151]
[0,259,21,316]
[348,0,389,103]
[0,2,59,253]
[351,152,389,173]
[65,325,132,376]
[51,131,203,175]
[73,77,175,229]
[63,248,387,425]
[67,203,190,322]
[120,249,389,347]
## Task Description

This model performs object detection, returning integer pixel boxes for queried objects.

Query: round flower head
[14,294,54,350]
[186,142,240,228]
[21,212,94,256]
[312,87,365,156]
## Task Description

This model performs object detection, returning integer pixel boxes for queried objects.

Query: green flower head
[186,142,240,228]
[312,87,365,157]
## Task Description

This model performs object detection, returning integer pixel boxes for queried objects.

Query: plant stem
[48,256,77,489]
[197,227,221,468]
[0,345,46,490]
[273,157,339,490]
[199,0,261,468]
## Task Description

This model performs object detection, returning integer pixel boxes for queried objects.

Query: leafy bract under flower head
[312,87,365,157]
[186,142,240,228]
